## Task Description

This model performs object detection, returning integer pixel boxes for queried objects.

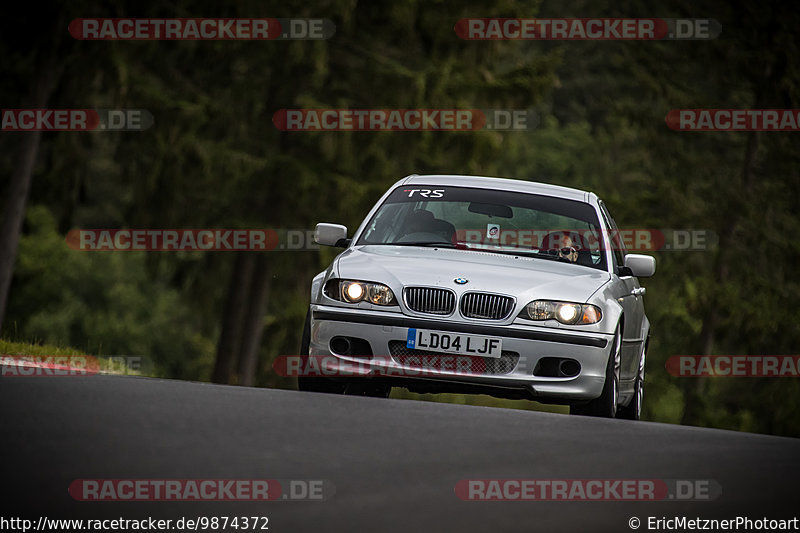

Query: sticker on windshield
[403,188,445,198]
[487,224,500,239]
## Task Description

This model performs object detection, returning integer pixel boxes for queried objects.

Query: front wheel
[570,326,620,418]
[617,344,645,420]
[297,309,347,394]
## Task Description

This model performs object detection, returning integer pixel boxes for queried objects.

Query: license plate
[406,328,503,358]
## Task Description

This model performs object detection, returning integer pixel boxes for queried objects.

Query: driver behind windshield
[541,231,581,263]
[397,209,456,243]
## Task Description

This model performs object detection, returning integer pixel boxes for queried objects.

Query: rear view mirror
[468,203,513,218]
[623,254,656,278]
[314,223,349,247]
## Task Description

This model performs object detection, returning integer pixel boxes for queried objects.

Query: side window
[361,202,413,243]
[598,201,626,270]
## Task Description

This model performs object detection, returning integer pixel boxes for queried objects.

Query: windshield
[357,185,608,270]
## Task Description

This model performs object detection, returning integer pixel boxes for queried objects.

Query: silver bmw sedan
[300,175,655,419]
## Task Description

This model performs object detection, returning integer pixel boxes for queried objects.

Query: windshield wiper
[472,248,566,261]
[390,241,457,248]
[382,242,572,261]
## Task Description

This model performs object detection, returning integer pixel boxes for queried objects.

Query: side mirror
[623,254,656,278]
[314,223,350,247]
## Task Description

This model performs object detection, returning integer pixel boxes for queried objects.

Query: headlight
[523,300,602,325]
[344,282,364,302]
[338,280,396,305]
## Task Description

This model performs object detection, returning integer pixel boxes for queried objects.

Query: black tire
[617,344,645,420]
[570,326,620,418]
[297,309,347,395]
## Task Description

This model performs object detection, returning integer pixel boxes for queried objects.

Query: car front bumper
[308,304,614,402]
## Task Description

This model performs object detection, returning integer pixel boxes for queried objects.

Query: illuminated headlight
[524,300,602,325]
[345,282,364,301]
[340,280,396,305]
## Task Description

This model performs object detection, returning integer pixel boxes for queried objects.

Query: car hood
[335,245,610,303]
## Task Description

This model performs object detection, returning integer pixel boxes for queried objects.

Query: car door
[598,201,645,383]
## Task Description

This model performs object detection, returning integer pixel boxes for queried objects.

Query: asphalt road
[1,374,798,533]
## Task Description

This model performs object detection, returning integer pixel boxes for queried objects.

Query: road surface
[1,374,798,532]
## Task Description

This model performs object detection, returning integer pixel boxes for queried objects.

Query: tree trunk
[212,253,271,386]
[236,255,271,386]
[211,253,255,383]
[0,58,60,331]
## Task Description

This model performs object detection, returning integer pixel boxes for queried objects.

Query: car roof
[399,174,594,203]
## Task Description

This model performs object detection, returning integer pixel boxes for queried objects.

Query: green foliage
[3,0,800,436]
[7,206,214,379]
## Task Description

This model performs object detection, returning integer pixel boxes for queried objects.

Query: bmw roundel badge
[454,277,469,285]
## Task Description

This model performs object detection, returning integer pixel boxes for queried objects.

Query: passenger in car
[541,231,584,264]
